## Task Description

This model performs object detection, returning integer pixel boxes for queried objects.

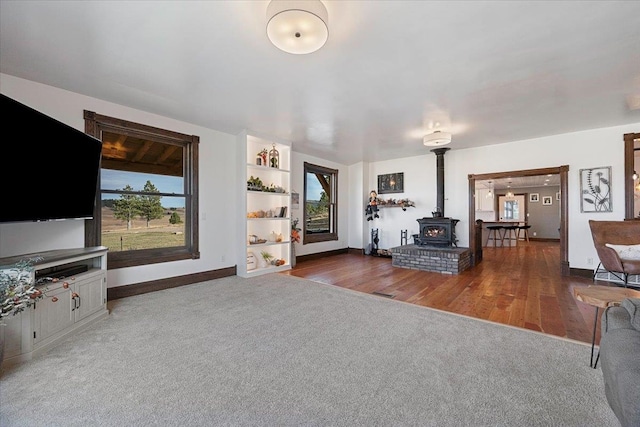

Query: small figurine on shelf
[258,148,268,166]
[365,190,380,221]
[269,144,279,169]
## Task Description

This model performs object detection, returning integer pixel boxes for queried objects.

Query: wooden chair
[588,220,640,288]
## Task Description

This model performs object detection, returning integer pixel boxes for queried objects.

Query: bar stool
[502,224,519,247]
[517,224,531,242]
[486,225,504,247]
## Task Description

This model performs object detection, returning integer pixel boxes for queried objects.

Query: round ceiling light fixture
[266,0,329,55]
[423,130,452,146]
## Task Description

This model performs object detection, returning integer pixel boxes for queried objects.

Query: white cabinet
[1,247,108,368]
[476,188,495,211]
[237,131,292,277]
[32,270,105,345]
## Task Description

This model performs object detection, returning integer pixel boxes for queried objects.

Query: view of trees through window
[304,162,338,243]
[101,175,186,252]
[98,128,188,253]
[306,180,330,233]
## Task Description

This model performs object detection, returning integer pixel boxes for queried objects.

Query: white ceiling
[1,1,639,165]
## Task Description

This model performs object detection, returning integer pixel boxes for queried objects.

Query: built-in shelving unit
[237,131,292,277]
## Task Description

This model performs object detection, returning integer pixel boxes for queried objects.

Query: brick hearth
[390,244,471,274]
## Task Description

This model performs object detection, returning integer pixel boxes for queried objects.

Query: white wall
[0,74,237,288]
[364,155,439,250]
[290,151,350,256]
[350,124,640,270]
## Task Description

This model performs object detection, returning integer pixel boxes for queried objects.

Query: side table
[573,285,640,369]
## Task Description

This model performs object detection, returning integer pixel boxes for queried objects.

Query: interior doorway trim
[468,165,570,276]
[624,132,639,220]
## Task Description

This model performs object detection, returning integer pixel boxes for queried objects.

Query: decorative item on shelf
[256,148,268,166]
[268,231,284,242]
[247,176,264,191]
[260,251,274,268]
[1,257,47,321]
[247,210,266,218]
[268,184,286,193]
[269,144,280,169]
[247,252,257,270]
[291,218,301,267]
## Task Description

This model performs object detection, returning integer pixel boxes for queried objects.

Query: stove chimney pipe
[431,147,450,217]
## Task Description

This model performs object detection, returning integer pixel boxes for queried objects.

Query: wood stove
[413,217,459,247]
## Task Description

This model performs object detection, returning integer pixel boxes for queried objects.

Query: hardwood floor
[283,241,615,346]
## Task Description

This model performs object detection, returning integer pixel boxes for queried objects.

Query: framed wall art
[542,196,553,206]
[580,166,612,213]
[529,193,539,202]
[378,172,404,194]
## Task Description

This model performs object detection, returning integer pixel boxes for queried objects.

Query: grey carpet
[0,274,618,426]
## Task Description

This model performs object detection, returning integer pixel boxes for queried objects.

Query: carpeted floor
[0,273,619,426]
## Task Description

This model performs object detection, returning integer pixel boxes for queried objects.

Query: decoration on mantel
[377,198,416,211]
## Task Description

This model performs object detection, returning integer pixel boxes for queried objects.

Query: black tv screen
[0,94,102,223]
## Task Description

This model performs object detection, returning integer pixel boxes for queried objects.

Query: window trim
[303,162,338,244]
[83,110,199,269]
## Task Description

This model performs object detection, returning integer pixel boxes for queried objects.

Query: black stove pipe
[431,147,450,217]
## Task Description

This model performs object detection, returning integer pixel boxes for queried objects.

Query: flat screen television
[0,94,102,223]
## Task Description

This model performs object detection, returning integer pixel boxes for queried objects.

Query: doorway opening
[468,166,569,276]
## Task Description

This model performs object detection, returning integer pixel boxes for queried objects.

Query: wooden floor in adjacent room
[283,241,613,346]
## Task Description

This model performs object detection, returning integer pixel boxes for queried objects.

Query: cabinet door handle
[77,296,81,309]
[72,297,76,311]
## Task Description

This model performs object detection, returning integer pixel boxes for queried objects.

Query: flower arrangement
[291,218,301,243]
[1,257,45,320]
